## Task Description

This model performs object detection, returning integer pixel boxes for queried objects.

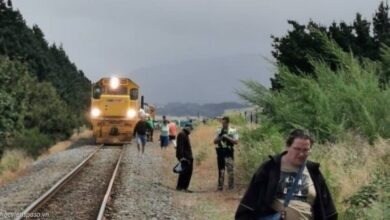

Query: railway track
[15,144,126,220]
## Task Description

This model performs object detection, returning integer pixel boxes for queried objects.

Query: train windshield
[130,88,138,100]
[106,85,128,95]
[92,85,103,99]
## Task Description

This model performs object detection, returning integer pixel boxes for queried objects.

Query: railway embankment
[0,146,96,219]
[0,141,191,220]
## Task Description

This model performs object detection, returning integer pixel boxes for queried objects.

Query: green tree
[328,21,354,53]
[0,1,91,125]
[352,13,376,59]
[241,33,390,142]
[271,20,328,90]
[0,0,90,157]
[24,81,77,140]
[373,1,390,48]
[271,1,390,90]
[0,57,30,155]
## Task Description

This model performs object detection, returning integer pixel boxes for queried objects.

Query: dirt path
[159,125,244,220]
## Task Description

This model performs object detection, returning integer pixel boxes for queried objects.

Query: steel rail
[96,145,126,220]
[15,144,103,220]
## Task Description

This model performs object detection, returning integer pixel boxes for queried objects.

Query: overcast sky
[12,0,383,104]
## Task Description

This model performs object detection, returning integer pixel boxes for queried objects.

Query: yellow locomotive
[90,77,140,144]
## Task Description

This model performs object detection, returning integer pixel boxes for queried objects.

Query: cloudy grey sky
[13,0,383,104]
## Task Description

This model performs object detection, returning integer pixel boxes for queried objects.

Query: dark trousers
[216,148,234,189]
[176,159,193,190]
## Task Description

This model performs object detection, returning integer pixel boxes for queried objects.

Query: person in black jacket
[175,126,193,192]
[133,115,152,156]
[235,129,337,220]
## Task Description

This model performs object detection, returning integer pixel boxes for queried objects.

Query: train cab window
[107,86,128,95]
[93,85,103,99]
[130,88,138,100]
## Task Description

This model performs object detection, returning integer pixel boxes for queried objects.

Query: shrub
[343,174,389,219]
[239,32,390,143]
[0,150,24,174]
[12,128,52,158]
[238,122,284,180]
[0,149,32,185]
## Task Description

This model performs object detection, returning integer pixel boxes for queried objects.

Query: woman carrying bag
[235,129,337,220]
[175,126,193,192]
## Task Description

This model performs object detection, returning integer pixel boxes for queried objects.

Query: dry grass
[45,130,92,155]
[161,124,245,219]
[305,134,390,212]
[167,124,390,218]
[0,150,32,186]
[0,130,93,187]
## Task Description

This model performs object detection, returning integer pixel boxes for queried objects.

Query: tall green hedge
[0,58,77,157]
[240,33,390,143]
[0,1,91,157]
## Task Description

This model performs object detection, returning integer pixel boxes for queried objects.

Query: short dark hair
[286,129,314,147]
[222,116,230,123]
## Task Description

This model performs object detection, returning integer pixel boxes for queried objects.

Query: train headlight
[91,108,101,118]
[110,77,120,89]
[127,109,136,119]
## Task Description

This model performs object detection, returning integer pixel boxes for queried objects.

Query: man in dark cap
[175,125,193,192]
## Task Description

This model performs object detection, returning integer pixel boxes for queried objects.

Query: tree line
[240,1,390,143]
[0,0,91,157]
[271,1,390,90]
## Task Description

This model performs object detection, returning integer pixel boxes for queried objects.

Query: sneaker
[184,189,193,193]
[217,186,223,191]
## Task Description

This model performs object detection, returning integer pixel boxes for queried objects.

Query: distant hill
[156,102,247,117]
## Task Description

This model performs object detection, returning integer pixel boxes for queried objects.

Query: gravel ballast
[108,144,189,220]
[0,143,190,220]
[37,147,122,220]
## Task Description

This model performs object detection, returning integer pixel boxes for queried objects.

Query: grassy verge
[0,150,32,186]
[160,121,389,219]
[41,130,92,156]
[0,129,92,187]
